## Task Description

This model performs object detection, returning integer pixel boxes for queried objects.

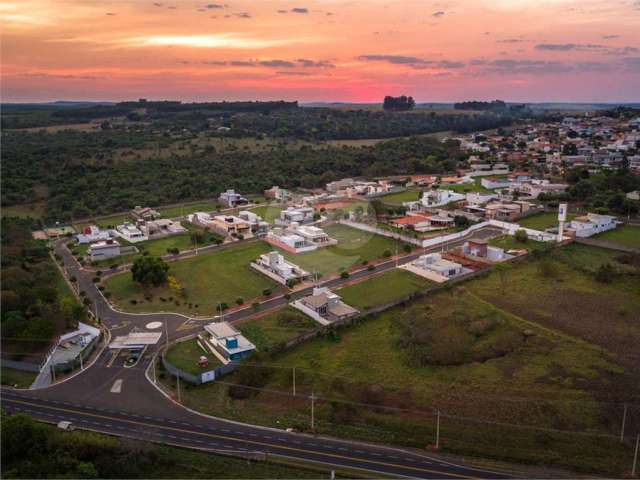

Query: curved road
[2,227,509,479]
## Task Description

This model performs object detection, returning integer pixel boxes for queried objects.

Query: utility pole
[176,374,181,403]
[435,410,440,449]
[621,403,628,442]
[310,392,316,431]
[153,358,157,383]
[79,351,84,370]
[632,434,639,478]
[292,367,296,396]
[165,319,169,347]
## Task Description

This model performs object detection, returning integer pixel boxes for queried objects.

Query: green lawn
[104,241,278,316]
[1,202,45,219]
[238,308,318,351]
[488,235,549,253]
[166,243,639,475]
[593,225,640,248]
[518,212,575,231]
[278,224,404,276]
[158,201,218,218]
[1,367,37,388]
[249,205,283,224]
[336,268,431,311]
[74,214,130,231]
[378,189,421,205]
[437,176,492,193]
[165,338,220,375]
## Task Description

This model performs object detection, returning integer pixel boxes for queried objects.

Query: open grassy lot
[238,307,318,351]
[249,205,283,224]
[488,234,549,253]
[74,213,130,231]
[336,268,431,311]
[1,367,37,388]
[1,202,46,219]
[158,201,218,218]
[518,212,575,231]
[437,176,492,193]
[165,338,221,375]
[593,224,640,248]
[378,189,421,205]
[279,224,405,276]
[166,243,639,475]
[104,241,278,316]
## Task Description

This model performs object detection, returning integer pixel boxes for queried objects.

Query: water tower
[557,203,567,243]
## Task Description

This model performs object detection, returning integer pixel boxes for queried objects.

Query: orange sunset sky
[1,0,639,103]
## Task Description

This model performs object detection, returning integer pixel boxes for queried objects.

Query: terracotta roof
[391,215,431,226]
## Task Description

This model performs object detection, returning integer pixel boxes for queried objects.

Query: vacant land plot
[336,268,431,311]
[518,212,574,231]
[378,189,421,205]
[438,177,492,193]
[249,205,283,224]
[488,235,549,253]
[158,201,218,218]
[238,308,318,351]
[167,243,638,475]
[105,241,278,316]
[74,214,130,231]
[165,338,220,375]
[279,224,404,276]
[1,202,46,219]
[593,225,640,249]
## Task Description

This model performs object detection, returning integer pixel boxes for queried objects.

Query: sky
[1,0,639,103]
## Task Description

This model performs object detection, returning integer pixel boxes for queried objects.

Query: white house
[251,251,309,285]
[203,322,255,362]
[238,210,269,236]
[115,223,148,243]
[292,287,359,326]
[87,239,121,261]
[481,178,514,190]
[142,219,187,236]
[400,253,468,283]
[466,192,498,205]
[276,207,315,226]
[76,225,110,244]
[566,213,618,238]
[461,239,514,262]
[265,229,317,254]
[289,224,337,247]
[218,189,248,208]
[405,189,465,211]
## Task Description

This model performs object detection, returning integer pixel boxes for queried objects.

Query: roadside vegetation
[165,338,221,375]
[238,308,318,352]
[517,212,574,231]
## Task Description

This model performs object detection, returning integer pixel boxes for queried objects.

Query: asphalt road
[2,225,510,479]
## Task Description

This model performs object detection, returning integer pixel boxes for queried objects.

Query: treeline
[1,217,86,360]
[383,95,415,111]
[564,167,640,215]
[454,100,507,111]
[1,131,463,220]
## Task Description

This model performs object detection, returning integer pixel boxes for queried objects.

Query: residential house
[76,225,110,244]
[142,219,187,236]
[276,206,315,226]
[292,287,359,325]
[88,239,121,261]
[326,178,355,192]
[115,222,148,243]
[565,213,618,238]
[483,201,533,222]
[466,192,498,205]
[401,253,467,283]
[238,210,269,236]
[290,224,337,247]
[218,189,248,208]
[265,229,317,253]
[210,215,252,238]
[481,178,514,190]
[405,189,465,211]
[203,322,255,362]
[264,186,290,201]
[251,251,309,285]
[461,239,514,262]
[131,206,160,220]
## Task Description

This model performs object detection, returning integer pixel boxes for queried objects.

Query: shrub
[514,229,528,243]
[110,264,118,270]
[595,263,615,283]
[69,276,77,283]
[367,264,375,271]
[103,291,111,298]
[235,297,244,306]
[340,271,350,279]
[403,244,412,253]
[262,288,272,297]
[92,277,100,283]
[130,299,137,305]
[95,270,103,276]
[382,249,392,258]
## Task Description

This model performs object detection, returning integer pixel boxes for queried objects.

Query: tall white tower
[557,203,567,243]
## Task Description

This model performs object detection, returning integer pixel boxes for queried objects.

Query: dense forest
[1,132,464,220]
[1,218,85,361]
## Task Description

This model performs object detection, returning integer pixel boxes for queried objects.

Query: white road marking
[110,379,123,393]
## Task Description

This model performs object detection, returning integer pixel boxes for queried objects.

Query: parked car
[57,421,75,431]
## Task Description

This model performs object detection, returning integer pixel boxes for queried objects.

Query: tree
[131,256,169,287]
[383,95,415,111]
[454,215,470,229]
[514,229,528,243]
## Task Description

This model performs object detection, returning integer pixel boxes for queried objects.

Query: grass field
[488,235,549,253]
[438,176,493,193]
[104,241,278,315]
[249,205,283,224]
[593,225,640,248]
[336,269,431,311]
[74,214,130,231]
[1,367,37,388]
[518,212,575,231]
[378,189,422,205]
[238,307,318,351]
[1,202,46,219]
[165,338,220,375]
[158,201,218,218]
[278,224,404,276]
[165,243,639,475]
